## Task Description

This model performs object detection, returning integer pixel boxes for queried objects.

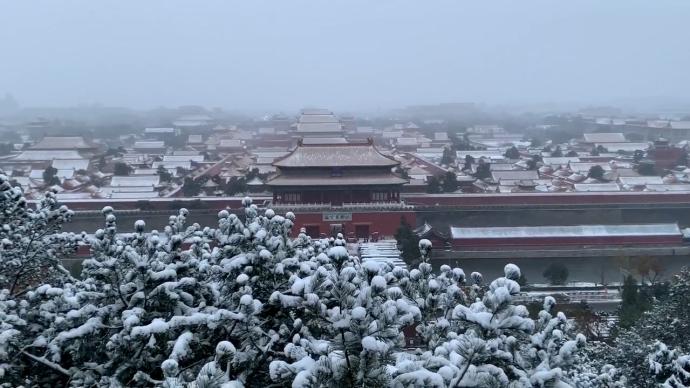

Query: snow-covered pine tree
[138,197,318,386]
[0,174,81,384]
[647,341,690,387]
[0,173,79,294]
[389,262,587,387]
[568,362,627,388]
[573,340,690,387]
[2,198,271,386]
[197,198,301,385]
[588,268,690,387]
[396,238,471,350]
[76,206,231,385]
[1,205,224,385]
[265,233,422,387]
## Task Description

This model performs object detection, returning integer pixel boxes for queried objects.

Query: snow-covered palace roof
[31,136,94,150]
[110,175,160,187]
[134,141,165,149]
[451,223,681,239]
[144,127,176,134]
[273,140,398,168]
[583,133,626,143]
[295,110,343,133]
[13,150,84,161]
[51,158,90,170]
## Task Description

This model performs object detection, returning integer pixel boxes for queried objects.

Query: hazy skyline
[1,0,689,112]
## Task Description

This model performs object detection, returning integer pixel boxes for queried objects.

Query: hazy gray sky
[1,0,689,111]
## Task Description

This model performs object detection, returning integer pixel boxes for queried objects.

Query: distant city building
[217,139,245,152]
[173,115,214,131]
[144,127,179,141]
[293,108,344,137]
[340,115,357,132]
[30,136,98,152]
[467,125,505,135]
[187,134,204,145]
[269,114,292,131]
[11,150,84,161]
[133,140,166,154]
[582,132,626,144]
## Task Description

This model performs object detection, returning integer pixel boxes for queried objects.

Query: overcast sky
[1,0,689,111]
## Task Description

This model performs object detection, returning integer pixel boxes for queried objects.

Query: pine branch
[21,350,71,377]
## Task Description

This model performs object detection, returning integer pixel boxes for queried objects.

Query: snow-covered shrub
[569,363,627,388]
[645,341,690,387]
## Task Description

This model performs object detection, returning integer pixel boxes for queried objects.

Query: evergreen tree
[517,272,528,286]
[398,167,410,180]
[182,177,202,197]
[224,177,248,195]
[113,162,132,176]
[504,146,520,159]
[389,264,587,387]
[462,154,475,171]
[543,262,569,285]
[647,342,690,386]
[426,176,442,194]
[0,175,79,294]
[636,160,657,176]
[617,275,652,329]
[452,132,474,151]
[156,165,172,182]
[440,146,455,166]
[442,171,458,193]
[106,147,125,157]
[97,155,106,171]
[42,166,60,186]
[588,269,690,387]
[570,301,608,342]
[633,149,645,163]
[395,217,420,264]
[588,165,606,181]
[473,161,491,180]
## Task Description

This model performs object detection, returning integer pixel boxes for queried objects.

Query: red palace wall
[404,191,690,207]
[49,197,272,211]
[451,235,682,248]
[52,191,690,212]
[650,147,686,170]
[291,210,416,239]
